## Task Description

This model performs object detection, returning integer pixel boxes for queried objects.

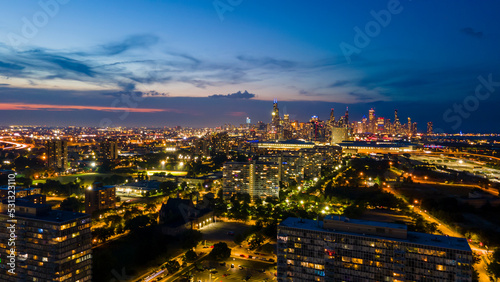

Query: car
[219,262,226,266]
[244,275,252,281]
[239,265,244,270]
[260,257,267,261]
[203,246,209,248]
[210,270,218,274]
[223,274,230,277]
[254,252,260,255]
[268,258,275,262]
[239,254,245,258]
[231,264,234,268]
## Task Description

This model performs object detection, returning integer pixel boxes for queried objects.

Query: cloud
[236,55,297,69]
[0,61,24,70]
[299,89,315,96]
[208,90,255,99]
[0,102,175,112]
[97,34,160,56]
[328,80,350,88]
[226,111,247,117]
[141,91,169,97]
[460,28,483,38]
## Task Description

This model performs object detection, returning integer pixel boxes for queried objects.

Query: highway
[0,139,34,150]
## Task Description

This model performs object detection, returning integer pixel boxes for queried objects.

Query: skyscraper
[329,108,335,126]
[100,140,119,160]
[427,122,433,134]
[394,109,401,134]
[368,108,375,133]
[344,107,349,127]
[45,140,68,171]
[272,99,280,127]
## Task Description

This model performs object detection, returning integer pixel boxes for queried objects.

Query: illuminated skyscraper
[368,108,375,133]
[45,140,68,171]
[377,117,385,133]
[427,122,433,134]
[344,107,349,127]
[272,99,280,126]
[329,108,335,126]
[100,140,119,160]
[246,117,251,128]
[394,109,401,134]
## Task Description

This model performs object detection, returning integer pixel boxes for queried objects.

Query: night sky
[0,0,499,132]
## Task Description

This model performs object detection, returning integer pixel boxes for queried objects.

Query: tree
[165,260,180,274]
[248,233,264,250]
[93,227,115,243]
[124,215,153,231]
[183,250,197,263]
[487,249,500,280]
[233,233,244,245]
[60,197,82,212]
[209,242,231,260]
[181,230,203,249]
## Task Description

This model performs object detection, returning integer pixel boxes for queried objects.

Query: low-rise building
[84,183,116,215]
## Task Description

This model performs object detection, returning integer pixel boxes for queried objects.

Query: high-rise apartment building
[277,216,472,282]
[0,201,92,281]
[222,161,279,199]
[100,140,119,160]
[45,140,68,171]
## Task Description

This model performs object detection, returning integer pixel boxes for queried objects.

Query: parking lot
[193,257,276,282]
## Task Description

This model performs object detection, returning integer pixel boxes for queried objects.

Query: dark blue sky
[0,0,499,132]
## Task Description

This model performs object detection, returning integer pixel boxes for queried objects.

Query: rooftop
[279,217,471,252]
[1,201,89,223]
[324,215,407,230]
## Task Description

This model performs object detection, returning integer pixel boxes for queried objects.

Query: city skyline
[0,1,499,132]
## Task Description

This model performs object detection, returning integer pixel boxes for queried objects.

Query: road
[0,139,34,150]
